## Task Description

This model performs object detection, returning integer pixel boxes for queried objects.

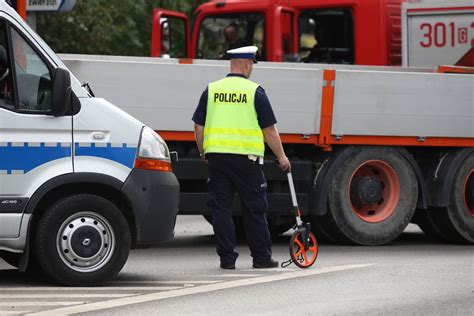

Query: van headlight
[134,127,172,171]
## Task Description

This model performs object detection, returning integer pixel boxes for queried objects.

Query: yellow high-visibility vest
[203,76,264,156]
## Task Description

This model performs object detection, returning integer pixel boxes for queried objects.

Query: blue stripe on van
[0,142,71,174]
[0,142,137,174]
[74,143,136,169]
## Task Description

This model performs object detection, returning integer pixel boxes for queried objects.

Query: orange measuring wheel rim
[289,231,318,268]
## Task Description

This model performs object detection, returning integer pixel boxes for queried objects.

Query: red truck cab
[152,0,406,66]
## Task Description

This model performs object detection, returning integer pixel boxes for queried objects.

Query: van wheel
[324,147,418,245]
[427,155,474,244]
[35,194,131,286]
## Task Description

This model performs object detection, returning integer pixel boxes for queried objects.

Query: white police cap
[226,46,258,60]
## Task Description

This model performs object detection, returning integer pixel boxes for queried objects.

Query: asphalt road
[0,216,472,315]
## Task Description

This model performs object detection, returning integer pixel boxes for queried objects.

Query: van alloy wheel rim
[57,211,115,273]
[348,160,401,223]
[464,169,474,216]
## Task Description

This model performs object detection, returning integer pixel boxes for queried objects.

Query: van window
[11,27,52,112]
[298,9,354,64]
[197,13,265,60]
[0,22,14,109]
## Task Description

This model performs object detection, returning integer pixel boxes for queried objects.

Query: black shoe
[220,262,236,270]
[253,258,279,269]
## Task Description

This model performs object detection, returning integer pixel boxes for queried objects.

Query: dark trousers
[207,153,272,264]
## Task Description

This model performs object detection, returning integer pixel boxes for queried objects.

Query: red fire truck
[151,0,473,67]
[152,0,406,66]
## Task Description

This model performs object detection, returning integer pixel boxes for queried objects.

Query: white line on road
[1,286,182,291]
[112,280,222,284]
[0,294,134,299]
[0,302,86,307]
[27,263,374,316]
[241,268,299,272]
[214,274,265,278]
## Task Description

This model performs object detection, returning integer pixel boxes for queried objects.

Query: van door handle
[92,132,105,140]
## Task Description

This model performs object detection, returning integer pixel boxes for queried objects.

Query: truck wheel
[324,147,418,245]
[427,156,474,244]
[35,194,131,286]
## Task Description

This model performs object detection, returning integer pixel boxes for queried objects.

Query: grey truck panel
[61,55,473,139]
[332,70,474,138]
[61,56,323,134]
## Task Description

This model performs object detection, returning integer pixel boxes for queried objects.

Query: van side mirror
[51,68,72,117]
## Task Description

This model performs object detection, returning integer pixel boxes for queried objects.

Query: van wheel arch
[24,174,137,269]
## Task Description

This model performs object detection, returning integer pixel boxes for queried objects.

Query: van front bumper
[121,169,179,245]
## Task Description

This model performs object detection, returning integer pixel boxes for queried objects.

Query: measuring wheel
[289,229,318,268]
[280,167,319,269]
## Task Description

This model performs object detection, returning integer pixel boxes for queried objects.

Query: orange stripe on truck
[329,135,474,147]
[157,131,473,148]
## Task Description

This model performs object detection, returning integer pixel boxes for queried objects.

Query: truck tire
[427,155,474,244]
[323,147,418,245]
[34,194,131,286]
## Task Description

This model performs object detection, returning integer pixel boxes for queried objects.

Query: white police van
[0,2,179,286]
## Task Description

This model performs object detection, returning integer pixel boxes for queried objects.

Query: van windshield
[197,13,265,60]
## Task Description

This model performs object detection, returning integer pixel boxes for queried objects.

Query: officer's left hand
[277,156,291,172]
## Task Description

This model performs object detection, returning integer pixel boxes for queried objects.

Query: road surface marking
[27,263,373,316]
[241,268,299,272]
[113,280,222,284]
[1,286,182,291]
[0,302,86,307]
[0,294,133,299]
[215,274,264,278]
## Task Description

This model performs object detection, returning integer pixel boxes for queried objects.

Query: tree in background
[36,0,206,56]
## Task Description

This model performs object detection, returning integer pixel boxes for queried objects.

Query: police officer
[192,46,291,269]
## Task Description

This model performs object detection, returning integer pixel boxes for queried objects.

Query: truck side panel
[64,57,324,135]
[331,71,474,138]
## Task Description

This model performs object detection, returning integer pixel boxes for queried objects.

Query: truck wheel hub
[348,160,401,223]
[351,176,383,205]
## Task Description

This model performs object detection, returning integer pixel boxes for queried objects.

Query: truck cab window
[299,9,354,64]
[0,22,14,109]
[161,17,187,58]
[197,13,265,60]
[11,27,52,112]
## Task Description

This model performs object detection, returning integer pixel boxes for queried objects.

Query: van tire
[323,147,418,245]
[35,194,131,286]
